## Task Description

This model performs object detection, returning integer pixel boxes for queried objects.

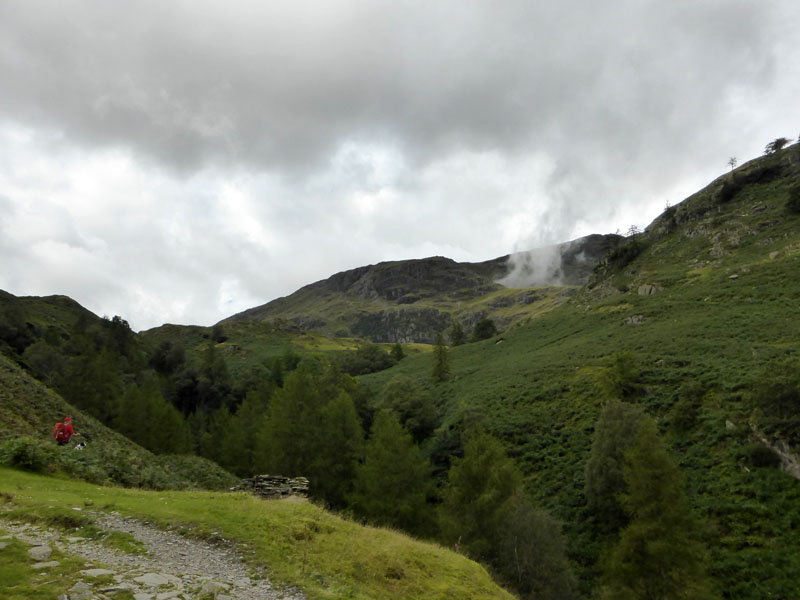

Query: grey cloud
[0,1,780,177]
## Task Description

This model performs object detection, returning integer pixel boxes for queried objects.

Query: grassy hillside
[357,146,800,597]
[0,353,235,491]
[0,467,516,600]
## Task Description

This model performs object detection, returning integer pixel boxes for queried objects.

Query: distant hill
[221,233,622,343]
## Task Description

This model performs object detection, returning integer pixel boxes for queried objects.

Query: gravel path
[1,512,306,600]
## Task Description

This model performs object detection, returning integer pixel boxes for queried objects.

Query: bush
[605,238,644,271]
[764,137,790,155]
[786,186,800,215]
[470,317,498,342]
[745,443,781,469]
[668,381,705,432]
[336,343,396,376]
[0,437,57,472]
[716,179,743,204]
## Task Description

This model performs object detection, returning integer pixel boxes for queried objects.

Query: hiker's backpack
[53,422,67,442]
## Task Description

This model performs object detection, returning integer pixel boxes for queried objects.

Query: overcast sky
[1,1,798,331]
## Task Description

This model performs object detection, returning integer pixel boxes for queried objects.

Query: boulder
[637,284,661,296]
[28,545,52,561]
[623,315,646,326]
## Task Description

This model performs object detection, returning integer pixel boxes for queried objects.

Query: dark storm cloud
[0,1,779,175]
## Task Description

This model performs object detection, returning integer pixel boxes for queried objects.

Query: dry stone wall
[232,475,310,499]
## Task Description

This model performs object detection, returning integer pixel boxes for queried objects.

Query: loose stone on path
[2,514,306,600]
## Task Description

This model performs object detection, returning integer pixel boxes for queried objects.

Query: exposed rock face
[232,475,310,499]
[326,256,500,302]
[750,426,800,480]
[350,308,452,344]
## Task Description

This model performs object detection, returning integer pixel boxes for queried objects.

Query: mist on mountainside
[497,245,571,288]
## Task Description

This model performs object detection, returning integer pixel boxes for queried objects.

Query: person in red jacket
[53,416,78,445]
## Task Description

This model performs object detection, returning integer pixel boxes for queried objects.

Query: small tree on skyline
[765,137,789,155]
[727,156,737,171]
[626,224,641,237]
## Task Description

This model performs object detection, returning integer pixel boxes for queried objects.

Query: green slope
[357,145,800,597]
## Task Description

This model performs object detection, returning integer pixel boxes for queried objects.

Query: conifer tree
[440,432,522,561]
[114,378,192,454]
[441,432,577,599]
[222,390,269,476]
[379,374,438,443]
[600,417,718,600]
[431,332,451,383]
[255,361,324,476]
[584,400,645,533]
[449,320,466,346]
[390,342,405,361]
[255,360,364,506]
[350,410,434,535]
[312,391,363,507]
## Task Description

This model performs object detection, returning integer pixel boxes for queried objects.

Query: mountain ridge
[220,233,623,343]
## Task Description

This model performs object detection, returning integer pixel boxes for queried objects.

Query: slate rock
[28,545,52,560]
[81,568,116,577]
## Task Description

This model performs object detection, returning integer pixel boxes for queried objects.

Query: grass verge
[0,467,515,600]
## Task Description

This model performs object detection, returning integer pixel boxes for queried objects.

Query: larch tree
[350,410,434,535]
[600,416,718,600]
[431,332,451,383]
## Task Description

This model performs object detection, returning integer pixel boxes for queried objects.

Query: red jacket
[54,422,74,443]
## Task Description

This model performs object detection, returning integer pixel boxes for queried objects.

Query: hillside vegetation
[358,144,800,597]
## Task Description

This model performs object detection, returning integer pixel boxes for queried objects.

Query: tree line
[1,307,731,598]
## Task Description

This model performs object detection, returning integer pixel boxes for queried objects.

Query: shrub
[605,238,644,271]
[786,186,800,215]
[715,179,743,204]
[668,381,706,432]
[470,317,498,342]
[745,443,781,469]
[336,343,396,376]
[764,137,790,155]
[0,437,57,473]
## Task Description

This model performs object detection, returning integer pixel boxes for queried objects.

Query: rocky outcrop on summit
[323,256,500,302]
